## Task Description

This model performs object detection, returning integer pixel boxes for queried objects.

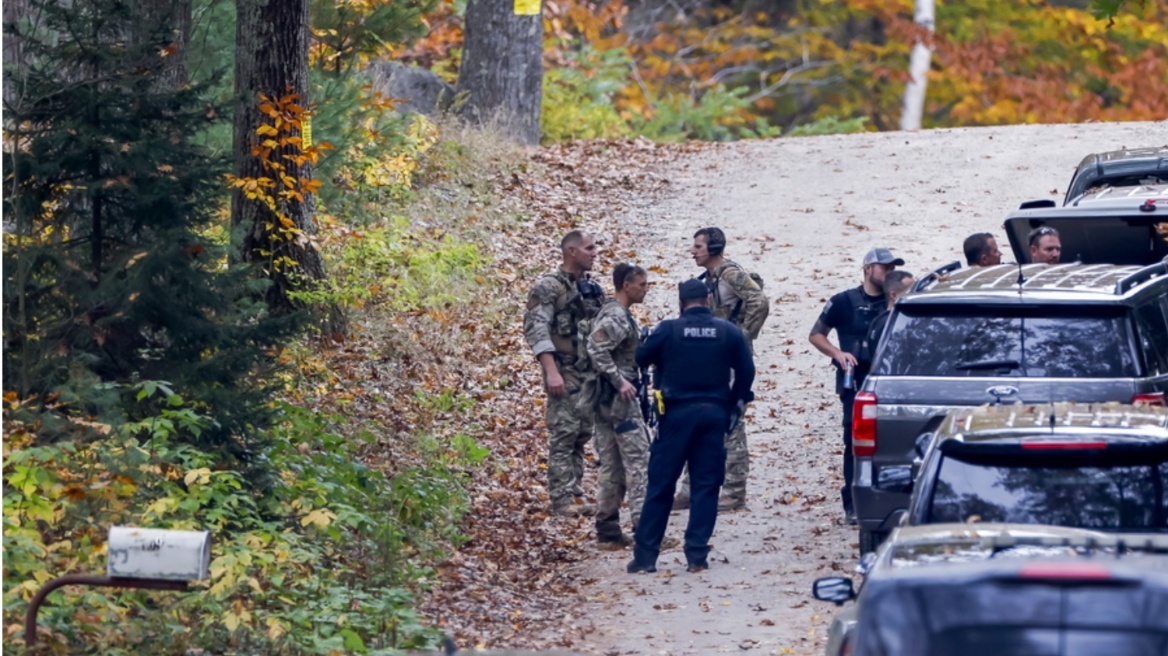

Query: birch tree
[900,0,934,130]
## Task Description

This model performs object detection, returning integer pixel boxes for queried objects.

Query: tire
[859,529,886,555]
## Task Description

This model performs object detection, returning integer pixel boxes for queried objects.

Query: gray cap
[862,247,905,266]
[678,278,711,301]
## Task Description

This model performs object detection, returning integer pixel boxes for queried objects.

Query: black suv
[852,263,1168,552]
[1007,184,1168,265]
[813,525,1168,656]
[1062,146,1168,205]
[906,403,1168,531]
[821,550,1168,656]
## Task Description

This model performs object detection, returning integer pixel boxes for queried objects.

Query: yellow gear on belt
[654,390,665,415]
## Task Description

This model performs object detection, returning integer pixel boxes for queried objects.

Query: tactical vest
[543,271,604,367]
[604,298,641,381]
[838,287,885,362]
[701,261,765,325]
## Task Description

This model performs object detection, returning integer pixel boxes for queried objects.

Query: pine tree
[3,0,297,463]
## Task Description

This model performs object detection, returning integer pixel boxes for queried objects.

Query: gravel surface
[570,121,1166,656]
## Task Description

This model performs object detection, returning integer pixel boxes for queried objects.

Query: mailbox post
[25,527,211,648]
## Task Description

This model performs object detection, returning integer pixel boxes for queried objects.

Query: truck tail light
[1021,441,1108,450]
[852,392,878,457]
[1133,392,1165,407]
[1019,562,1112,581]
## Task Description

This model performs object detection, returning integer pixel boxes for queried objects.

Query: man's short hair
[613,262,646,290]
[884,270,915,296]
[1028,226,1059,248]
[963,232,994,266]
[693,227,727,256]
[561,229,587,252]
[678,278,710,303]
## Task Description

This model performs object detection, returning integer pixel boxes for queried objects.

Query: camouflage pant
[677,413,748,500]
[594,394,650,541]
[545,366,594,509]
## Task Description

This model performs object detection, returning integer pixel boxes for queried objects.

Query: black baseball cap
[678,278,710,301]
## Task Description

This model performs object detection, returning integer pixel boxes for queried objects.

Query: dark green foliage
[310,0,437,76]
[2,0,297,464]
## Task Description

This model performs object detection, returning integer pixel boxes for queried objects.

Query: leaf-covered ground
[308,121,1160,654]
[302,135,701,651]
[412,138,700,650]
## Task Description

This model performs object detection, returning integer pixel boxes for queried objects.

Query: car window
[1003,216,1168,266]
[929,628,1168,656]
[861,578,1168,656]
[1082,173,1168,194]
[875,306,1139,378]
[926,455,1168,530]
[1136,300,1168,375]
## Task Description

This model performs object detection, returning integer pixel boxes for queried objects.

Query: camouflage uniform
[678,260,768,504]
[586,298,651,542]
[523,268,605,512]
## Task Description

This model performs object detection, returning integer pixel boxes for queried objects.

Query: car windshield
[925,450,1168,531]
[874,306,1138,378]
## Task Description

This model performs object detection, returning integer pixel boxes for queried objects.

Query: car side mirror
[889,508,908,527]
[813,576,856,606]
[914,433,932,458]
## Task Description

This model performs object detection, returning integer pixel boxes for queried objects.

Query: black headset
[704,227,726,256]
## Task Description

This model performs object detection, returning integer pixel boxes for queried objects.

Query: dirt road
[570,122,1165,656]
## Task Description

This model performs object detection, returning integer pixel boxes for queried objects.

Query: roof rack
[1115,260,1168,294]
[912,260,962,293]
[988,533,1168,556]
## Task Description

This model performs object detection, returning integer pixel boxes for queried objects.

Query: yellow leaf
[223,610,241,632]
[300,508,335,528]
[256,124,278,136]
[184,467,212,486]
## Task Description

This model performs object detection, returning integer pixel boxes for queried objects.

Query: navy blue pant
[633,401,728,568]
[840,388,856,515]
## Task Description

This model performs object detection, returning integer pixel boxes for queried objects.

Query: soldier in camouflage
[585,263,652,548]
[674,227,769,512]
[523,230,606,517]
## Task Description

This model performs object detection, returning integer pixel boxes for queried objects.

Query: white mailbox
[107,527,211,581]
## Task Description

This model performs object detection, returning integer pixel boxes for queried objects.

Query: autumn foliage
[401,0,1167,140]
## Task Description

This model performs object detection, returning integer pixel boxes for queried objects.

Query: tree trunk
[457,0,543,145]
[232,0,329,316]
[136,0,192,88]
[2,0,32,111]
[900,0,934,131]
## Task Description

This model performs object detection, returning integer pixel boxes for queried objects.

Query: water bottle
[843,363,856,390]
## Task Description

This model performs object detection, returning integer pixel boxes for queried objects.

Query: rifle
[638,327,657,429]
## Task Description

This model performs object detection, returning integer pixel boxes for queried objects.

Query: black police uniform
[817,285,885,516]
[630,285,754,572]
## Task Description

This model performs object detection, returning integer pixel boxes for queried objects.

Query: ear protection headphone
[705,227,726,256]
